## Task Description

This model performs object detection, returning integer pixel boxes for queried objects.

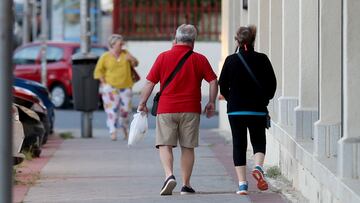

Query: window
[13,46,41,65]
[74,47,107,57]
[243,0,248,10]
[89,47,107,57]
[46,46,64,63]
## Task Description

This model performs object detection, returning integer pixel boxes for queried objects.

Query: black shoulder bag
[237,52,271,128]
[151,50,193,116]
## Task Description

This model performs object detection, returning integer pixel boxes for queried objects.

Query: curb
[13,135,63,203]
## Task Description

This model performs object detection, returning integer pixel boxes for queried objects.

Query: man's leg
[159,145,177,195]
[180,146,194,186]
[156,114,178,195]
[178,113,199,194]
[159,145,174,178]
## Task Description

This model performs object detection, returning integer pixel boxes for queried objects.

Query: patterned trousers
[101,84,132,134]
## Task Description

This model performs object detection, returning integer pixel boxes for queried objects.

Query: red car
[13,41,107,108]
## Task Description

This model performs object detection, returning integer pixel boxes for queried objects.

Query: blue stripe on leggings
[228,111,267,116]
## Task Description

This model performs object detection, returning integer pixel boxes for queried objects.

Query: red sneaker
[252,166,268,191]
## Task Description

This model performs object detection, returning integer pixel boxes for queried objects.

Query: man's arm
[204,79,218,118]
[137,80,156,113]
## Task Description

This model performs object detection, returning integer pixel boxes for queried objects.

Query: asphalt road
[54,93,219,130]
[54,109,219,130]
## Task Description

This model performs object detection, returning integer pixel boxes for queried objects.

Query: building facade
[219,0,360,202]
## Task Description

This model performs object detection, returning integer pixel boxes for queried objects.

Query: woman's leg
[235,166,247,182]
[248,116,268,191]
[102,85,121,140]
[228,116,248,182]
[117,88,132,139]
[248,117,266,166]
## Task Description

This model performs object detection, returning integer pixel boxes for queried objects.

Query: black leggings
[228,115,266,166]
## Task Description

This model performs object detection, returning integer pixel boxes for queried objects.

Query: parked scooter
[15,104,45,158]
[14,77,55,141]
[12,104,25,165]
[13,87,47,158]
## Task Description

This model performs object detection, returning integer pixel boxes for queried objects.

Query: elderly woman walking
[94,34,139,141]
[219,25,277,195]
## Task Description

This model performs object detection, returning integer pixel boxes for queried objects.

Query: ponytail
[235,25,257,49]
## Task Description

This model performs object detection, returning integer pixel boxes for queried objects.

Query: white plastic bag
[128,112,148,146]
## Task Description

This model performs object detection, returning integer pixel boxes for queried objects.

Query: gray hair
[235,25,257,47]
[175,24,197,43]
[108,34,124,48]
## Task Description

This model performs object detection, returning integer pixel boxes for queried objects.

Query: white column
[219,0,241,131]
[338,0,360,179]
[269,0,282,122]
[278,0,299,130]
[248,0,259,49]
[314,0,341,158]
[295,0,319,140]
[225,0,242,55]
[248,0,258,25]
[233,0,241,39]
[258,0,269,56]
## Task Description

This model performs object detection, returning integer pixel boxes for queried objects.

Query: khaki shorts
[156,113,200,148]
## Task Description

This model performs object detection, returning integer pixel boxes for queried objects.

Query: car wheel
[40,115,50,145]
[32,146,42,158]
[51,85,68,108]
[31,135,42,158]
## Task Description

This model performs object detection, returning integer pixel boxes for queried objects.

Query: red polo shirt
[146,44,217,114]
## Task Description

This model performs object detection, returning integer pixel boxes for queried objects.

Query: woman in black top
[218,25,277,195]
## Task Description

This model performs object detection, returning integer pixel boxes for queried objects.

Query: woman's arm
[263,55,277,100]
[93,54,106,83]
[126,52,139,67]
[218,58,230,100]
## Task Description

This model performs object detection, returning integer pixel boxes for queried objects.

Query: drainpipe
[0,1,14,202]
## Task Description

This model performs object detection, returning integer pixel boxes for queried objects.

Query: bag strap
[236,52,263,91]
[237,52,270,115]
[159,50,193,95]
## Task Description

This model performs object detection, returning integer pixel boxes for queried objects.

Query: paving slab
[23,129,252,203]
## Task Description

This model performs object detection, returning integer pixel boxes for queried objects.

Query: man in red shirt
[138,24,218,195]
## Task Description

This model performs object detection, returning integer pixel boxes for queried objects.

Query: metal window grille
[113,0,221,41]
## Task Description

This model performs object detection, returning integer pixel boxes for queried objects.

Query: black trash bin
[71,53,99,111]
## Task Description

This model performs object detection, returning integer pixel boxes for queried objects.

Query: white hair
[108,34,123,48]
[175,24,197,43]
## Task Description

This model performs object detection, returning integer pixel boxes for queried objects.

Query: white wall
[221,0,360,202]
[98,12,222,95]
[126,41,221,95]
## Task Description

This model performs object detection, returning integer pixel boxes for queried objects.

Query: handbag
[237,52,271,128]
[131,66,140,83]
[151,50,193,116]
[151,92,160,116]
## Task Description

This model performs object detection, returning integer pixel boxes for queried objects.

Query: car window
[90,47,108,56]
[46,46,64,63]
[13,46,41,65]
[74,47,107,57]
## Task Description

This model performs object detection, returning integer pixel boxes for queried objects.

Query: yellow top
[93,51,134,88]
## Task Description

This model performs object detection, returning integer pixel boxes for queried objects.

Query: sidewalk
[15,129,287,203]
